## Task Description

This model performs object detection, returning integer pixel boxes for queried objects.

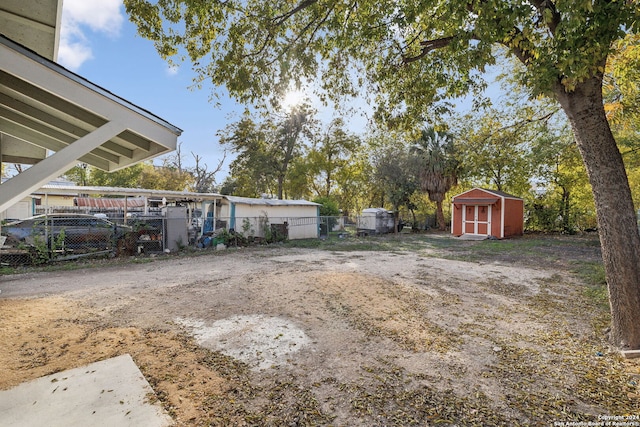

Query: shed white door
[463,205,491,235]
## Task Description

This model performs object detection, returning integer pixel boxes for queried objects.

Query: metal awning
[452,197,500,204]
[0,34,182,213]
[75,197,148,209]
[36,184,223,203]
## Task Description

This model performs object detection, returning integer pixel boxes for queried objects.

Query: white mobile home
[217,196,320,240]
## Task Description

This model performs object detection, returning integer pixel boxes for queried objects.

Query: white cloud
[57,39,93,71]
[58,0,124,71]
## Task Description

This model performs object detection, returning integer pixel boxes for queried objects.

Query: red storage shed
[451,188,524,239]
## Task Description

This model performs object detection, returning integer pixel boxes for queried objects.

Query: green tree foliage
[64,164,91,186]
[331,150,374,218]
[138,164,194,191]
[459,110,533,196]
[219,115,278,198]
[529,123,594,232]
[64,161,194,191]
[411,128,461,230]
[373,146,419,232]
[313,195,341,234]
[313,196,340,217]
[218,176,239,196]
[306,118,361,198]
[88,163,146,188]
[284,157,314,200]
[604,34,640,127]
[124,0,640,347]
[604,34,640,210]
[219,106,316,199]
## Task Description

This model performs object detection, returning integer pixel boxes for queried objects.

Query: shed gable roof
[452,187,522,201]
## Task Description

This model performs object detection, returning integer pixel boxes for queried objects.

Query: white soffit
[0,0,62,61]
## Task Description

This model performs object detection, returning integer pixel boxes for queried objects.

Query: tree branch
[291,5,335,57]
[402,36,456,64]
[528,0,561,36]
[272,0,319,26]
[475,109,561,147]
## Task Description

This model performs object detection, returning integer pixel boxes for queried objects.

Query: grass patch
[572,261,609,310]
[583,282,610,312]
[573,262,606,287]
[0,266,18,275]
[283,234,420,252]
[2,232,604,278]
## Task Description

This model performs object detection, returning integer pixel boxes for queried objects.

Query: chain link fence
[1,213,169,266]
[2,212,414,267]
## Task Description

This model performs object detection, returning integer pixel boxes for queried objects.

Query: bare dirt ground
[1,233,639,426]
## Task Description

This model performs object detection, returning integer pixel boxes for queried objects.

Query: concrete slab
[622,350,640,359]
[457,234,489,241]
[0,354,172,427]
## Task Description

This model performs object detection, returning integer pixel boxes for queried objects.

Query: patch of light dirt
[176,315,310,371]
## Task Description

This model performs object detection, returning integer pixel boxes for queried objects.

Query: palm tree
[411,128,461,230]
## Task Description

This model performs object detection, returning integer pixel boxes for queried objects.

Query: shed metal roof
[224,196,320,207]
[362,208,392,213]
[478,188,523,200]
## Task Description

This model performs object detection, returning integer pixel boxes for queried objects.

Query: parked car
[1,213,131,255]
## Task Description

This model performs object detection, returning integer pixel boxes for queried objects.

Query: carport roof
[0,34,182,169]
[35,184,223,203]
[0,34,183,213]
[0,0,62,62]
[75,197,147,209]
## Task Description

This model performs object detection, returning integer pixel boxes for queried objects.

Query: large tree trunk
[276,174,284,200]
[556,76,640,350]
[435,200,446,231]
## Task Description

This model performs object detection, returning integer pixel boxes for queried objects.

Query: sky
[57,0,247,180]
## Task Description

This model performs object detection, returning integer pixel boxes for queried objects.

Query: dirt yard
[1,233,639,426]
